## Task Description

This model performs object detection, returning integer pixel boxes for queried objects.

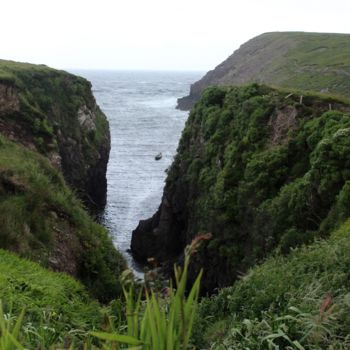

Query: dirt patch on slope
[268,105,298,145]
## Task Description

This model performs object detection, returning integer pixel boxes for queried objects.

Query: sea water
[71,70,202,273]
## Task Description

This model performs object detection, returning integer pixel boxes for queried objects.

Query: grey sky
[2,0,350,71]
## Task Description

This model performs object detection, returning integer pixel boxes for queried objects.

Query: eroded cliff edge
[132,84,350,293]
[177,32,350,110]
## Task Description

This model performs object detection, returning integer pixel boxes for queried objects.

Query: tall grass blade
[90,331,143,346]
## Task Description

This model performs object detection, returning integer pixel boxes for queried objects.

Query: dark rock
[131,188,187,264]
[155,152,162,161]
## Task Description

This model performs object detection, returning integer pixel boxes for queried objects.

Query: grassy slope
[260,32,350,97]
[0,60,55,82]
[0,134,126,302]
[179,32,350,109]
[0,249,102,348]
[0,59,90,140]
[195,219,350,349]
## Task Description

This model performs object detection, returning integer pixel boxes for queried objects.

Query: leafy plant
[92,235,209,349]
[0,302,25,350]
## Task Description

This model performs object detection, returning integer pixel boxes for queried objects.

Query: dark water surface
[71,70,202,274]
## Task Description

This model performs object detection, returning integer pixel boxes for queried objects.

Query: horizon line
[65,67,206,73]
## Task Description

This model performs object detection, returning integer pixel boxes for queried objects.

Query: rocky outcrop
[0,60,125,301]
[133,84,350,293]
[177,32,350,110]
[0,83,20,114]
[131,187,188,263]
[0,60,110,210]
[55,98,110,211]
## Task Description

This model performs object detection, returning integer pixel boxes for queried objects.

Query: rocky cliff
[0,60,110,210]
[132,84,350,293]
[177,32,350,110]
[0,60,125,301]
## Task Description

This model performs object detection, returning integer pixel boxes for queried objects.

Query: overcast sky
[2,0,350,71]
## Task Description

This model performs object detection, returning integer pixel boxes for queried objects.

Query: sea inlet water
[71,70,202,274]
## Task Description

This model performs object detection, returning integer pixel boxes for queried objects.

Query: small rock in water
[155,152,162,160]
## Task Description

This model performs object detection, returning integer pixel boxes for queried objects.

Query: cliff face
[132,84,350,293]
[0,60,110,210]
[0,60,125,301]
[177,32,350,110]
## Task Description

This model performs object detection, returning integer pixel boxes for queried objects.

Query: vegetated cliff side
[0,60,126,301]
[193,219,350,349]
[177,32,350,110]
[132,84,350,294]
[0,59,110,210]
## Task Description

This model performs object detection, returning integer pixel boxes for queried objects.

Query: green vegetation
[268,32,350,98]
[92,239,203,349]
[0,241,203,349]
[0,59,93,154]
[0,59,110,209]
[166,84,350,292]
[0,59,90,116]
[4,58,350,349]
[178,32,350,109]
[194,219,350,349]
[3,218,350,349]
[0,134,125,302]
[0,60,120,301]
[0,249,101,349]
[168,83,350,348]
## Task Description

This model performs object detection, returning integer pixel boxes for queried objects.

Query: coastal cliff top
[177,31,350,110]
[0,59,111,210]
[0,59,85,83]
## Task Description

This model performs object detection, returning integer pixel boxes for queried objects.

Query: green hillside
[177,32,350,110]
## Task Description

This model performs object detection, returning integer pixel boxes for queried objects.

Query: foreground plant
[91,234,211,349]
[208,295,350,350]
[0,302,25,350]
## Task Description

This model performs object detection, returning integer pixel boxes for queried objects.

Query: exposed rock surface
[0,83,19,114]
[177,32,350,110]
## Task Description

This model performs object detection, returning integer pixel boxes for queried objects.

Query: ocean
[71,70,202,274]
